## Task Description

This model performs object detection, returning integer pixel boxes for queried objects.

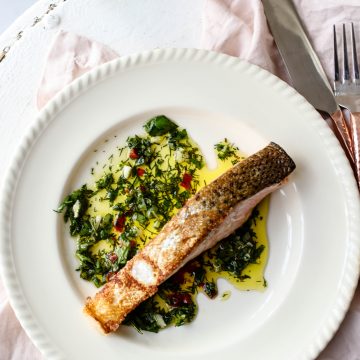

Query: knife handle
[349,112,360,188]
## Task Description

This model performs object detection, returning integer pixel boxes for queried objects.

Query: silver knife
[262,0,354,165]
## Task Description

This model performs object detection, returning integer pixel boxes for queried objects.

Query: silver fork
[333,22,360,184]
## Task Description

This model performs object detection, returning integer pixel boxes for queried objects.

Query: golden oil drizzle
[86,135,268,293]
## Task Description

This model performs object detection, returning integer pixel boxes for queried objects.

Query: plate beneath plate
[1,49,359,360]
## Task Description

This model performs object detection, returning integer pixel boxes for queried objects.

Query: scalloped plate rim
[0,48,359,360]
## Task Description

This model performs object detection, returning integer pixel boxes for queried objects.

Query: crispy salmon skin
[84,142,296,333]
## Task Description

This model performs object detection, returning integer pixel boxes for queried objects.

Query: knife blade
[262,0,335,114]
[262,0,354,164]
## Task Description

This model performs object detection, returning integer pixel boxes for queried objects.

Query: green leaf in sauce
[143,115,178,136]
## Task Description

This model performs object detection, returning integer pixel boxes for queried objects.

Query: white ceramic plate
[1,49,359,360]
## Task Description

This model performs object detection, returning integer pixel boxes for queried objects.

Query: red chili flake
[108,252,118,263]
[180,172,192,190]
[168,293,192,307]
[172,269,186,284]
[181,293,192,305]
[171,261,200,285]
[171,261,199,285]
[183,260,199,274]
[137,168,145,176]
[129,148,139,159]
[114,214,126,232]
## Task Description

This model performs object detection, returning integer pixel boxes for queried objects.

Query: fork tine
[343,24,350,81]
[333,25,340,83]
[351,22,359,80]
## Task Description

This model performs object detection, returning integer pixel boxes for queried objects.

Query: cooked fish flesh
[84,142,296,333]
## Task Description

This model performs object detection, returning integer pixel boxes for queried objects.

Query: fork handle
[330,109,355,165]
[349,112,360,188]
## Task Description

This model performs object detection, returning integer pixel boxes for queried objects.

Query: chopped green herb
[214,138,242,163]
[221,290,231,301]
[208,210,265,279]
[202,280,218,299]
[96,173,114,190]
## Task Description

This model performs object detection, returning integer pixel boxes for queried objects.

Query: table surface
[0,1,358,359]
[0,0,37,34]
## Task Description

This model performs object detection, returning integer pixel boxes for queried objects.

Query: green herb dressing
[57,116,269,333]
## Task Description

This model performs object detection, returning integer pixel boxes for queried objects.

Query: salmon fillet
[84,142,296,333]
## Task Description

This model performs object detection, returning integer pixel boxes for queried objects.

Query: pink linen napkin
[202,0,289,82]
[203,0,360,87]
[0,280,43,360]
[203,1,360,360]
[37,31,118,108]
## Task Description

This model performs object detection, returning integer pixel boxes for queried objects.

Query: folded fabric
[202,0,360,86]
[37,30,119,108]
[202,0,289,82]
[0,280,43,360]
